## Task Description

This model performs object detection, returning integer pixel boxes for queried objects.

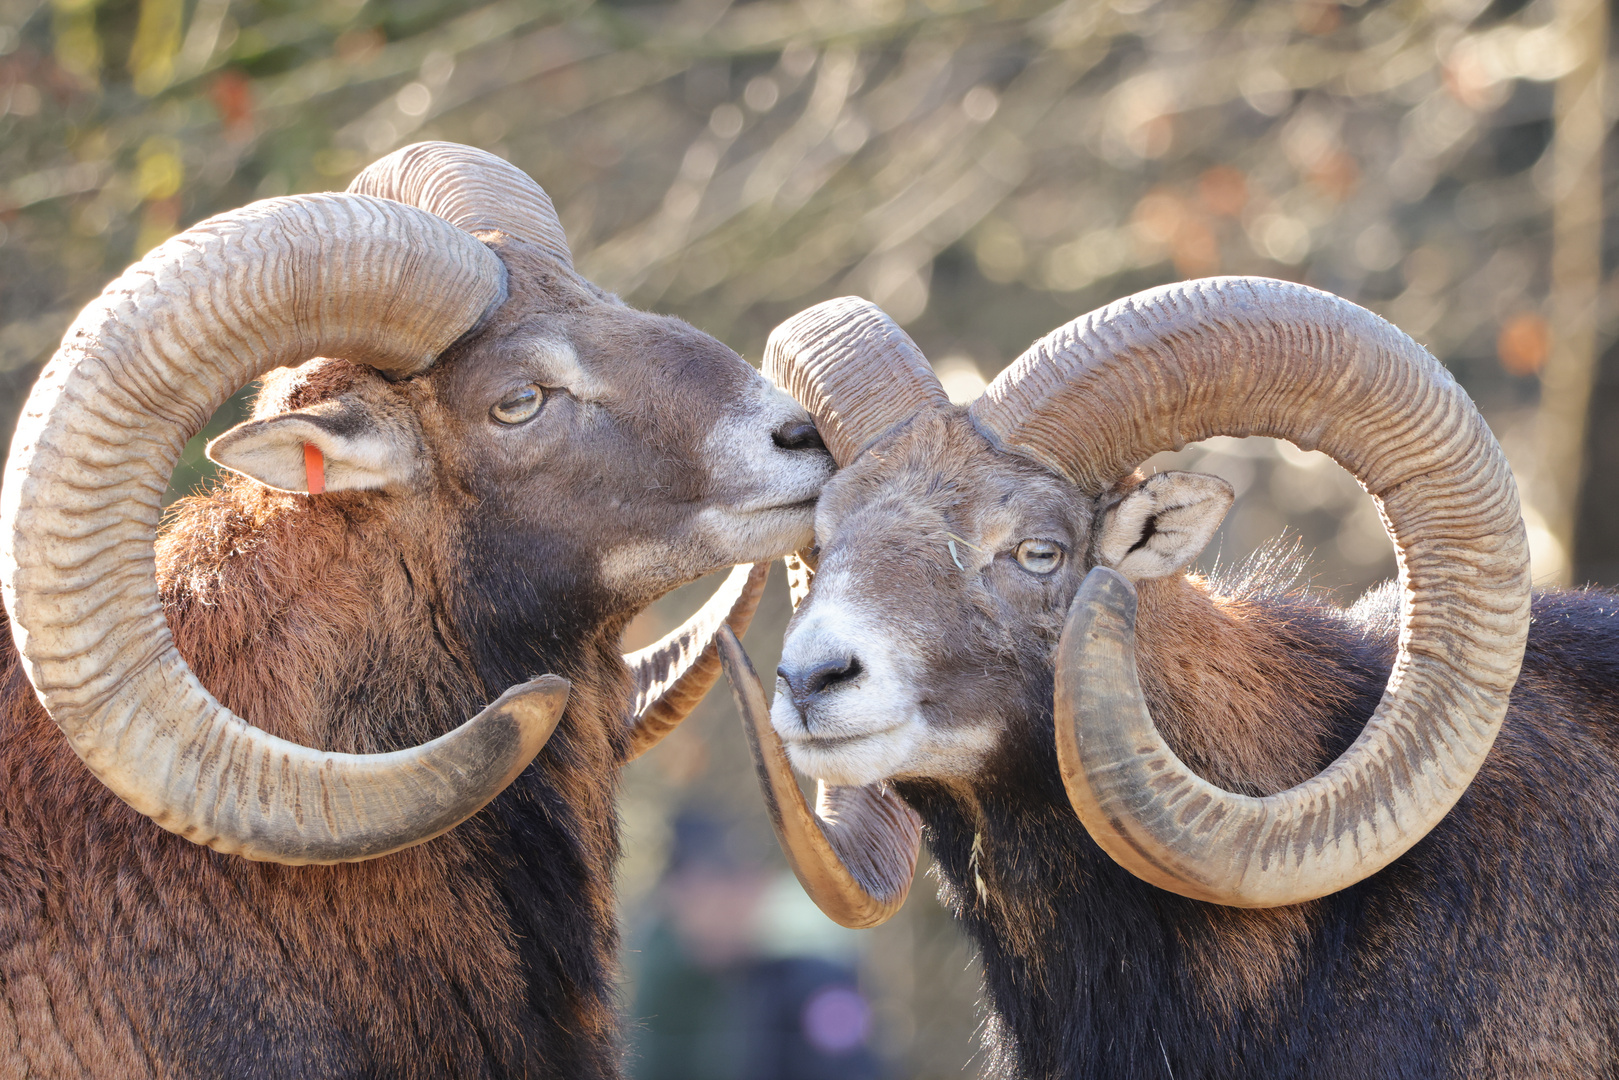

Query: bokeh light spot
[1498,312,1551,376]
[802,986,871,1054]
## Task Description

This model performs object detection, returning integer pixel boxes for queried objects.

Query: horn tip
[716,623,748,671]
[1078,565,1137,609]
[487,674,571,747]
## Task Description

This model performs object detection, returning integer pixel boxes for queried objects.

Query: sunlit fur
[782,408,1619,1079]
[0,235,829,1078]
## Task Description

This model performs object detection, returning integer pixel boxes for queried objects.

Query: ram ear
[207,395,425,494]
[1094,471,1233,581]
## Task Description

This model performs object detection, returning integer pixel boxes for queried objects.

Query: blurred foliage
[2,0,1607,397]
[2,0,1613,1074]
[2,0,1611,550]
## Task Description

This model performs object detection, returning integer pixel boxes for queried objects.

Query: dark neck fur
[895,580,1442,1080]
[902,584,1619,1077]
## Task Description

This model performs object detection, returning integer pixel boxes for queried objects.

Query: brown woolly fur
[1,504,573,1079]
[782,407,1619,1079]
[1133,575,1352,798]
[0,230,829,1077]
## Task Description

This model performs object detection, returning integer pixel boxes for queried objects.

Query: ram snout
[693,369,833,564]
[772,586,923,788]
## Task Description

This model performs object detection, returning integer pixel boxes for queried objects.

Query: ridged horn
[733,302,940,928]
[1,192,573,865]
[718,627,921,928]
[971,276,1529,907]
[349,141,573,269]
[624,562,770,760]
[763,297,949,467]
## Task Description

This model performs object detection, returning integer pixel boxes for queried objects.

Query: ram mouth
[737,496,820,515]
[782,724,904,751]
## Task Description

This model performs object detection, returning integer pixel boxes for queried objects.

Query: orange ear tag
[303,443,326,495]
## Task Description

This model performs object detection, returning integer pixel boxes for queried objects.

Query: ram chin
[774,710,921,788]
[696,502,818,563]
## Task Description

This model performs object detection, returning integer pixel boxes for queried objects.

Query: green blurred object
[632,921,744,1080]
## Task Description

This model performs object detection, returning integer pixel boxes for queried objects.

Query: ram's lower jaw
[699,502,817,563]
[734,492,821,514]
[778,723,915,788]
[743,498,821,539]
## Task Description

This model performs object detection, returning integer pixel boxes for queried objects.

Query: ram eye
[1015,539,1064,575]
[491,385,544,425]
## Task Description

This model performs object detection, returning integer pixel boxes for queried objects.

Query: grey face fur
[773,408,1229,788]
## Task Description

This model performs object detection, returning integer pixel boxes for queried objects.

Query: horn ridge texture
[623,561,771,760]
[718,626,921,928]
[762,296,949,467]
[0,192,572,865]
[982,277,1529,906]
[349,141,573,268]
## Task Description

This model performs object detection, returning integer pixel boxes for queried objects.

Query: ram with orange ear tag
[0,142,831,1078]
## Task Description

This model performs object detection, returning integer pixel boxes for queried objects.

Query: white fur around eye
[1097,471,1233,581]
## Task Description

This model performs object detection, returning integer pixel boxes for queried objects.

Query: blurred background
[1,0,1613,1075]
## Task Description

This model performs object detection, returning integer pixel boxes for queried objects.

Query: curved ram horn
[763,297,950,467]
[349,141,573,269]
[718,627,921,928]
[624,562,770,760]
[1,193,571,865]
[737,300,940,928]
[971,276,1530,907]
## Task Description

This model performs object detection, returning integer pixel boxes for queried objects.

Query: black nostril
[778,655,863,709]
[806,656,861,696]
[772,419,826,453]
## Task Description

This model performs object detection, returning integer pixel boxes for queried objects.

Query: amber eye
[491,385,543,425]
[1015,539,1063,575]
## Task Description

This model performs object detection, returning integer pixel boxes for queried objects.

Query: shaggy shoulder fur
[0,477,630,1079]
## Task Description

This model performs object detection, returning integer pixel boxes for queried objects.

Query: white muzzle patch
[771,586,924,787]
[696,374,830,560]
